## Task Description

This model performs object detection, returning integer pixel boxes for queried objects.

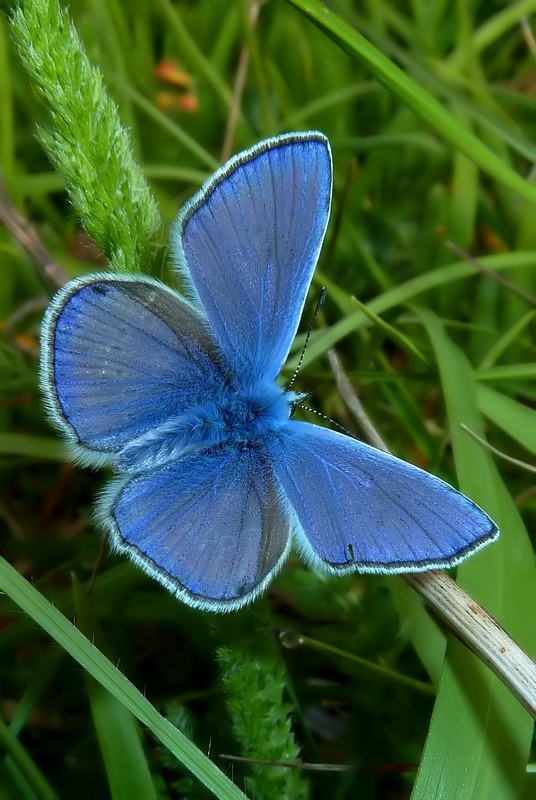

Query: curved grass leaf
[72,575,160,800]
[412,308,535,800]
[0,557,247,800]
[477,384,536,456]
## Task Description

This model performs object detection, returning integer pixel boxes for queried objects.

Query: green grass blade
[447,0,536,69]
[342,6,536,166]
[478,311,536,371]
[350,295,428,364]
[389,578,447,686]
[299,252,536,370]
[0,434,65,460]
[126,86,219,170]
[277,82,379,131]
[477,384,536,455]
[0,558,247,800]
[157,0,234,111]
[285,0,536,204]
[412,308,535,799]
[0,16,15,193]
[0,715,58,800]
[8,648,65,738]
[476,363,536,382]
[72,575,160,800]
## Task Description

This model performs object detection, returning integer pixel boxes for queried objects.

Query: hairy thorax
[116,382,294,472]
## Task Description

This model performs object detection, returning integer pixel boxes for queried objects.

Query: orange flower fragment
[154,58,191,90]
[154,59,198,114]
[156,92,198,113]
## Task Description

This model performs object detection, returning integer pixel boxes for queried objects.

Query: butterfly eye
[287,391,310,418]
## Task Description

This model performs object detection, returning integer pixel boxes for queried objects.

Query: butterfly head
[286,390,310,418]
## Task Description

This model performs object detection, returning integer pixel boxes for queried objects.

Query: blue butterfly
[40,132,498,612]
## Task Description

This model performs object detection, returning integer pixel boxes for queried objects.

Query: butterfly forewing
[270,422,498,573]
[40,274,230,466]
[174,132,332,385]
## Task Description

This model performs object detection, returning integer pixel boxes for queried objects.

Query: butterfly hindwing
[40,273,231,467]
[174,132,333,384]
[270,422,498,573]
[98,443,292,611]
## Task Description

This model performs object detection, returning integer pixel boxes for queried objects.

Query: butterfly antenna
[288,287,327,390]
[297,404,356,438]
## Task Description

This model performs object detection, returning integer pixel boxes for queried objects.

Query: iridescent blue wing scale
[270,422,498,573]
[173,132,332,384]
[98,443,291,611]
[40,273,231,467]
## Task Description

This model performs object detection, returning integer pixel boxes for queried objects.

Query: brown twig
[446,240,536,308]
[221,0,263,162]
[4,296,47,358]
[0,176,69,289]
[219,753,418,773]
